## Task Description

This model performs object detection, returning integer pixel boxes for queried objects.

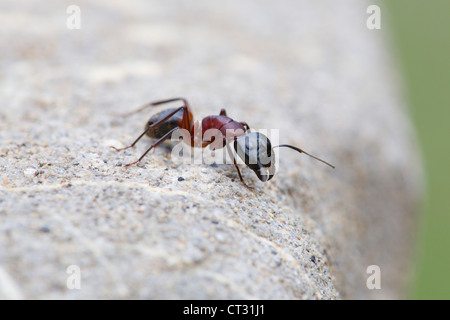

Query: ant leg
[134,98,193,137]
[111,130,148,152]
[226,143,254,190]
[111,105,191,152]
[125,98,190,117]
[146,97,189,108]
[232,157,253,190]
[124,127,180,167]
[240,121,250,132]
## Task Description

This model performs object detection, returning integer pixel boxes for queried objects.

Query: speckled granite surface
[0,0,421,299]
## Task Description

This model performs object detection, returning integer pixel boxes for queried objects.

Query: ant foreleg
[226,143,254,190]
[124,127,180,167]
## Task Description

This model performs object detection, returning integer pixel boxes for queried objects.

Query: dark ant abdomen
[145,108,184,139]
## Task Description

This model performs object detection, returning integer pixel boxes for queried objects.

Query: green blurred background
[384,0,450,299]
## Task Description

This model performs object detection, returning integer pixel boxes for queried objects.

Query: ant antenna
[274,144,335,169]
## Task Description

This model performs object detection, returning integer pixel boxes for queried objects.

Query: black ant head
[233,132,276,182]
[233,132,335,183]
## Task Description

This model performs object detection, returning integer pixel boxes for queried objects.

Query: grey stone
[0,0,422,299]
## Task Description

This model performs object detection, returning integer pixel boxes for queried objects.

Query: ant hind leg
[112,104,192,152]
[123,127,180,167]
[124,98,190,117]
[110,129,148,152]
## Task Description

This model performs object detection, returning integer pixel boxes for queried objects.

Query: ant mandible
[111,98,334,188]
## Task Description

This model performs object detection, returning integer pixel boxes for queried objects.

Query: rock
[0,0,422,299]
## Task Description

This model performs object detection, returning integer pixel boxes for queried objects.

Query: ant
[111,98,334,188]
